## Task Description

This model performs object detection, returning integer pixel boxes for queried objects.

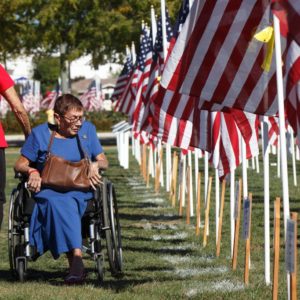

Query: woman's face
[56,108,84,137]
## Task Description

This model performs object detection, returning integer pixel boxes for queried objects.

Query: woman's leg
[66,251,73,269]
[68,248,85,276]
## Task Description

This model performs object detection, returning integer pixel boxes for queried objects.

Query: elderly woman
[14,94,108,284]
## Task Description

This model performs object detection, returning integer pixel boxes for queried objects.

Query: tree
[0,0,182,77]
[32,55,60,94]
[0,0,30,67]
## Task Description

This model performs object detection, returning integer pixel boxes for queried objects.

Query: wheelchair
[8,174,122,283]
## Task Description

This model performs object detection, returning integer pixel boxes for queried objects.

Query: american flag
[209,110,259,179]
[41,81,62,110]
[130,27,153,142]
[117,28,152,118]
[80,79,103,112]
[160,1,278,116]
[115,28,152,116]
[135,10,174,138]
[112,48,133,103]
[21,80,39,114]
[140,0,191,147]
[266,116,280,146]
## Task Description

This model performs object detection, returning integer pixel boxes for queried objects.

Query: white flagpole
[204,151,209,236]
[215,168,220,245]
[160,0,167,61]
[204,151,209,205]
[154,145,157,177]
[149,146,155,177]
[188,150,194,217]
[194,149,199,198]
[262,118,271,285]
[181,153,186,207]
[151,5,157,47]
[274,15,290,233]
[124,131,130,169]
[255,155,260,173]
[131,41,136,64]
[230,170,235,257]
[242,140,248,199]
[166,144,172,192]
[159,142,164,187]
[277,141,281,178]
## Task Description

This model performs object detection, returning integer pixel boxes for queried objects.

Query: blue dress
[21,121,103,259]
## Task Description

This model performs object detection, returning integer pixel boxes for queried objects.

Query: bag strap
[76,134,90,161]
[46,130,90,161]
[46,130,56,158]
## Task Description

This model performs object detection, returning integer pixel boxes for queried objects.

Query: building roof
[71,77,117,95]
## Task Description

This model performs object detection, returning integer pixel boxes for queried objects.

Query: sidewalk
[5,132,117,147]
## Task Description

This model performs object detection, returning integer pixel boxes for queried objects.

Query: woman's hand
[27,170,42,193]
[88,162,101,190]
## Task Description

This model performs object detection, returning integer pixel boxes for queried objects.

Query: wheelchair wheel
[108,182,122,273]
[8,188,27,280]
[8,188,19,276]
[102,178,122,276]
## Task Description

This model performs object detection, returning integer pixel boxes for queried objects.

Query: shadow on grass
[119,213,179,222]
[0,267,177,291]
[0,268,66,284]
[123,245,195,255]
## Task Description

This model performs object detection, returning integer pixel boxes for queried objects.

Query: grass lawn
[0,146,299,299]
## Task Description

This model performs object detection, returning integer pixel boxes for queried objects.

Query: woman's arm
[3,86,31,138]
[88,153,109,190]
[14,155,41,192]
[95,152,109,170]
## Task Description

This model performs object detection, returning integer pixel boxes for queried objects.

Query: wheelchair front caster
[16,258,26,282]
[96,254,104,283]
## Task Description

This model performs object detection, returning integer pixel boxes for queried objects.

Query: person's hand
[88,162,101,190]
[27,170,42,193]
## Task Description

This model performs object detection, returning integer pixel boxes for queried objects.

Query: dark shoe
[64,273,86,285]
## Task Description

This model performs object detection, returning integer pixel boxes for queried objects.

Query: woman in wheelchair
[14,94,108,284]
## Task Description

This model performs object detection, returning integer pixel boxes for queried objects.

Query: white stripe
[202,6,271,106]
[179,1,228,94]
[290,1,300,16]
[160,0,204,89]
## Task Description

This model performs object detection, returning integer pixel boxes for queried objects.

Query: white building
[6,54,121,80]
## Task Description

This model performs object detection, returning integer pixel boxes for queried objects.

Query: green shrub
[0,110,126,134]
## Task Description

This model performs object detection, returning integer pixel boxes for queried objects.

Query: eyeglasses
[61,115,85,124]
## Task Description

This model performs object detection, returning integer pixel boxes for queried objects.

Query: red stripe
[209,1,265,106]
[223,113,240,170]
[190,1,245,97]
[167,1,216,92]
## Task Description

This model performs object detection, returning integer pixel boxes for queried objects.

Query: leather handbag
[41,131,91,191]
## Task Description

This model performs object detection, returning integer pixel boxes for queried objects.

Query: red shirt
[0,65,14,148]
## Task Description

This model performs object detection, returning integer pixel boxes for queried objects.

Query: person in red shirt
[0,65,31,228]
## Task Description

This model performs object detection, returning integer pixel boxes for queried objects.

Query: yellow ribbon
[253,26,274,72]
